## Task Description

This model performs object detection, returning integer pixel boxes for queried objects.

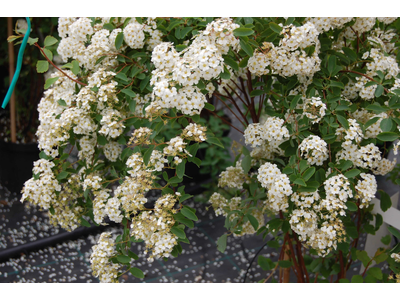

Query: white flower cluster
[128,127,153,145]
[181,123,207,142]
[90,232,121,283]
[352,109,387,138]
[244,117,290,149]
[248,22,321,79]
[130,194,179,261]
[303,97,326,124]
[218,161,248,189]
[336,119,364,147]
[391,253,400,263]
[305,17,353,33]
[355,173,377,208]
[322,174,353,217]
[257,162,292,213]
[299,135,329,166]
[150,18,239,116]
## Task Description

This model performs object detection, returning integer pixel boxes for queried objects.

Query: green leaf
[377,132,399,142]
[170,227,186,239]
[181,207,198,221]
[278,260,293,268]
[366,104,388,113]
[293,178,307,186]
[173,213,194,228]
[176,44,187,52]
[289,95,302,110]
[302,167,315,182]
[356,250,371,267]
[80,217,91,228]
[143,145,155,166]
[121,88,136,98]
[367,267,383,280]
[36,60,49,73]
[217,234,227,253]
[269,22,282,34]
[258,256,274,271]
[115,32,124,50]
[381,235,391,245]
[115,72,129,82]
[239,56,249,68]
[44,77,59,89]
[56,171,69,180]
[71,60,80,75]
[42,48,53,61]
[223,55,239,72]
[207,136,224,149]
[380,118,393,132]
[168,176,182,184]
[129,267,144,278]
[44,35,58,47]
[388,226,400,240]
[336,114,349,130]
[97,135,108,146]
[351,275,363,283]
[204,103,215,111]
[176,160,185,179]
[129,99,137,113]
[241,155,252,174]
[374,253,388,264]
[103,23,115,31]
[378,190,392,212]
[339,278,350,283]
[127,250,139,261]
[117,255,131,264]
[342,47,357,62]
[328,55,336,75]
[346,201,358,212]
[344,169,360,179]
[240,39,253,57]
[233,27,254,37]
[180,26,193,38]
[246,214,259,231]
[375,85,384,98]
[250,89,266,97]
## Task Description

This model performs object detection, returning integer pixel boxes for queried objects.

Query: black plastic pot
[0,141,39,193]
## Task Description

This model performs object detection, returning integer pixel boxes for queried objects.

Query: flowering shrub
[15,17,400,282]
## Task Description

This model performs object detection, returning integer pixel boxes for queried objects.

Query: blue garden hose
[1,17,31,109]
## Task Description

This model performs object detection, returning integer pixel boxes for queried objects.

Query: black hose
[242,233,281,283]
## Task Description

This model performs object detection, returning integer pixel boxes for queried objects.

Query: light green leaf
[181,207,198,221]
[44,77,59,89]
[36,60,49,73]
[233,27,254,37]
[129,267,144,278]
[217,234,227,253]
[115,32,124,50]
[44,35,58,47]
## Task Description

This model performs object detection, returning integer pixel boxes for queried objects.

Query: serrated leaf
[36,60,49,73]
[258,256,274,271]
[217,234,227,253]
[356,250,371,267]
[44,35,58,47]
[44,77,59,89]
[42,48,53,61]
[367,267,383,280]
